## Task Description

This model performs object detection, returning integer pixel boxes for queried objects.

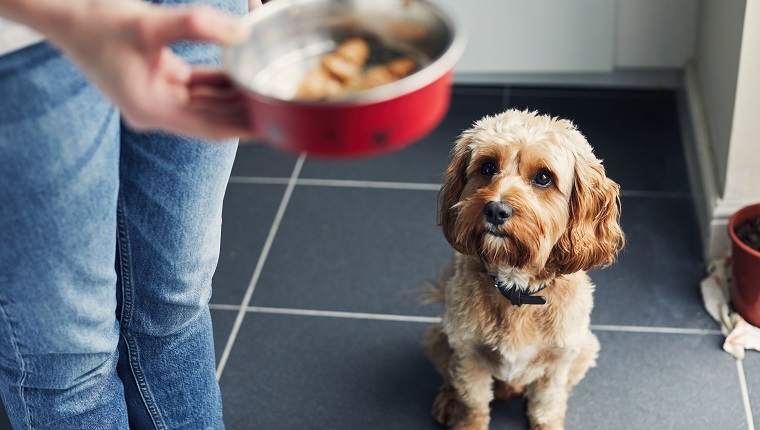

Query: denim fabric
[0,0,246,428]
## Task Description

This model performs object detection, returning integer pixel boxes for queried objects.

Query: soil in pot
[735,215,760,252]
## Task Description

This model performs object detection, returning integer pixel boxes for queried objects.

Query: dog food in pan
[295,38,419,101]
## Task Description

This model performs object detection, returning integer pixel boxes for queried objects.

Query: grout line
[618,190,693,199]
[229,176,693,199]
[295,178,441,191]
[230,176,439,190]
[228,176,290,185]
[247,306,441,323]
[215,153,306,380]
[210,303,440,323]
[589,324,722,336]
[737,359,755,430]
[209,304,722,335]
[209,303,241,311]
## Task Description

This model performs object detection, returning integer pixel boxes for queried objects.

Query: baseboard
[679,63,717,261]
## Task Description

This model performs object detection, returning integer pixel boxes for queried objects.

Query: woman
[0,0,259,427]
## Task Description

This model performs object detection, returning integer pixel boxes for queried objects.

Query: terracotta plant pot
[728,202,760,327]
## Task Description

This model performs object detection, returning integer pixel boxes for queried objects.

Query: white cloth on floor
[700,257,760,359]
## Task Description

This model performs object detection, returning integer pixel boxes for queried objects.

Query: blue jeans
[0,1,245,428]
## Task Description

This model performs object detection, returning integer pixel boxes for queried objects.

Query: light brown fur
[423,109,624,430]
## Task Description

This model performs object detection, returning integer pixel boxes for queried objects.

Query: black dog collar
[492,276,547,306]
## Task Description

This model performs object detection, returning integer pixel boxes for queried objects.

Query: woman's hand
[2,0,255,140]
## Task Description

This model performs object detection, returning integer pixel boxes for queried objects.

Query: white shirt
[0,18,45,56]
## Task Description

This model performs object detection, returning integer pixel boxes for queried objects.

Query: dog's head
[438,109,624,276]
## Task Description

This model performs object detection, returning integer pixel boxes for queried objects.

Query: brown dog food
[295,38,417,101]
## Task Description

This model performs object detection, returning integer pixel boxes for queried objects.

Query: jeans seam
[0,298,32,429]
[117,191,167,430]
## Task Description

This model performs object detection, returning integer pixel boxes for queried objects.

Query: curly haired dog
[423,109,624,430]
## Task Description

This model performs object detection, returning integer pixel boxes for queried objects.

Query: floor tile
[218,312,456,429]
[231,141,300,178]
[212,183,288,305]
[249,185,451,317]
[569,331,744,429]
[0,399,9,430]
[218,314,740,429]
[298,86,506,184]
[589,195,713,329]
[211,309,238,367]
[508,87,688,194]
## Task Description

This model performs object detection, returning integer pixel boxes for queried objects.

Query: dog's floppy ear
[550,154,625,274]
[438,136,471,248]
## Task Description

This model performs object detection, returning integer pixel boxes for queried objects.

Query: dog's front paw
[431,384,464,426]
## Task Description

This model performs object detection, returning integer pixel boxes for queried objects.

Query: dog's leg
[567,331,600,389]
[448,351,494,430]
[424,324,466,426]
[425,329,493,429]
[525,375,569,430]
[423,323,452,377]
[525,358,573,430]
[431,382,464,426]
[525,334,599,430]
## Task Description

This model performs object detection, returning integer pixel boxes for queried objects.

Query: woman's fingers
[144,5,246,46]
[188,86,242,103]
[189,68,235,86]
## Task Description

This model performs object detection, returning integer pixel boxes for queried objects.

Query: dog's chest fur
[442,254,594,384]
[485,344,540,382]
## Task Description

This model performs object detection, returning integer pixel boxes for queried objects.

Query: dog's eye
[532,170,553,188]
[480,161,497,177]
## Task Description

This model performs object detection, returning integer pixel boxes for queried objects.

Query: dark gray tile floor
[211,85,755,429]
[1,86,754,429]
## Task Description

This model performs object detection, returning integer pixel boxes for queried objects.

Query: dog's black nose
[484,201,513,225]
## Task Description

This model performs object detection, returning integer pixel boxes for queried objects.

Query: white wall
[438,0,615,74]
[695,0,747,193]
[440,0,698,80]
[723,0,760,205]
[614,0,698,68]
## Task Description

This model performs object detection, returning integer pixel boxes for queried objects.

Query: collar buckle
[493,277,547,306]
